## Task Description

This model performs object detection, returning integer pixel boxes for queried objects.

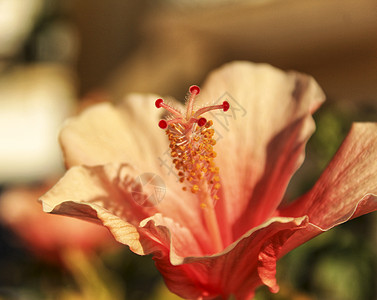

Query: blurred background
[0,0,376,299]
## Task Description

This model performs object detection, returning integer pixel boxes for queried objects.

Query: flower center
[155,86,229,198]
[167,121,220,197]
[156,85,229,252]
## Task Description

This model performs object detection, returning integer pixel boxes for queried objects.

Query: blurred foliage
[149,283,183,300]
[101,249,162,300]
[254,221,377,299]
[275,226,376,300]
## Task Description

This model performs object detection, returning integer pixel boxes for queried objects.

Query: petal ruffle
[278,122,377,254]
[59,94,168,169]
[40,162,210,256]
[139,213,205,259]
[40,163,156,229]
[154,216,308,300]
[197,61,325,242]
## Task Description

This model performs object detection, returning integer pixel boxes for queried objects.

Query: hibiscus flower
[40,61,377,299]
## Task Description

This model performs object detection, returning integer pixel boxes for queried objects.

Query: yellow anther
[205,145,213,151]
[191,185,199,193]
[161,97,225,202]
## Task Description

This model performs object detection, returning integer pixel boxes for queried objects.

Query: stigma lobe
[156,85,230,135]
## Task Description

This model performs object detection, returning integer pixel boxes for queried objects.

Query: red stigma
[222,101,230,112]
[158,120,168,129]
[197,117,207,127]
[189,85,200,95]
[155,99,164,108]
[155,85,227,130]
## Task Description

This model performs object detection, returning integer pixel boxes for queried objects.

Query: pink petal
[278,122,377,253]
[40,163,156,232]
[59,94,168,169]
[197,62,325,243]
[40,163,209,256]
[139,213,205,260]
[153,216,308,300]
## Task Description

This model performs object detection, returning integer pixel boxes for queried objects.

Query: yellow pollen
[205,120,213,128]
[191,185,199,193]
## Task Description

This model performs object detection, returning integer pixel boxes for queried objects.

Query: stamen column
[156,85,229,253]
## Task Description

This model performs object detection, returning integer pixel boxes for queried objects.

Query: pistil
[156,86,229,253]
[198,181,223,252]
